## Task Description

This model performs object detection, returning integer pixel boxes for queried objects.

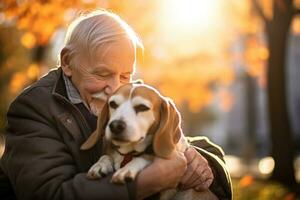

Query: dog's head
[80,82,182,159]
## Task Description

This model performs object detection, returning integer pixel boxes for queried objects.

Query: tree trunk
[243,73,257,162]
[266,6,296,186]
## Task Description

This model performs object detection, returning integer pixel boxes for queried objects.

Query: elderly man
[0,11,232,200]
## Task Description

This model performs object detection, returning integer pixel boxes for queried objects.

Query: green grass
[232,176,297,200]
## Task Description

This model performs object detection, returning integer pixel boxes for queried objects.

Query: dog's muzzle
[109,120,126,135]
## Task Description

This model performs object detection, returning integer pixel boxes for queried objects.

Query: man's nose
[105,76,121,95]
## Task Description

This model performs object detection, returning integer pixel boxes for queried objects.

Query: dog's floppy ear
[153,97,182,159]
[80,103,109,150]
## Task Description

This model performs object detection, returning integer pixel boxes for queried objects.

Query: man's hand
[180,147,214,191]
[136,151,187,199]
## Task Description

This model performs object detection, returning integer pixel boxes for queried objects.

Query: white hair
[59,10,143,68]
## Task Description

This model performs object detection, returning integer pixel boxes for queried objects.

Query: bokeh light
[258,156,275,176]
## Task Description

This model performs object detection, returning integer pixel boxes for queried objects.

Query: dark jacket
[0,67,232,200]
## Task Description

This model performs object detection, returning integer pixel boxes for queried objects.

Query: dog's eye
[109,101,118,109]
[134,104,150,113]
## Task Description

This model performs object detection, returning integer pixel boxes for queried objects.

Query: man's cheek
[85,79,106,90]
[84,81,106,94]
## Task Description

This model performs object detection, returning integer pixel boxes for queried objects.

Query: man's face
[62,38,135,115]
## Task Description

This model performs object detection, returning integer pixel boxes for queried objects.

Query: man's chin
[89,98,105,116]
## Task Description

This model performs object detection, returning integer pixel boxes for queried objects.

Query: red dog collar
[120,154,133,167]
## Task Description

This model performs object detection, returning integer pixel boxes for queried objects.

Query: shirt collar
[62,73,90,110]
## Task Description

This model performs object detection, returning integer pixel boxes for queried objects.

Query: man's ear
[60,47,72,77]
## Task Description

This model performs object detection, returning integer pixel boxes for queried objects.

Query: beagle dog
[81,82,218,200]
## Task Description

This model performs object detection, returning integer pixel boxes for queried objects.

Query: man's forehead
[92,40,135,72]
[91,64,133,74]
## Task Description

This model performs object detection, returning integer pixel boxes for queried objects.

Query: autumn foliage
[1,0,300,111]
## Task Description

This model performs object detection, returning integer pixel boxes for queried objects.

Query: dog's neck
[110,135,153,156]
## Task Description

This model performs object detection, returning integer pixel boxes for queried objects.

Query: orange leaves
[239,175,255,187]
[142,60,235,112]
[244,36,268,87]
[260,0,273,20]
[2,0,101,48]
[9,63,40,95]
[27,63,39,79]
[21,32,36,49]
[9,72,28,94]
[160,82,213,113]
[292,16,300,36]
[3,1,64,47]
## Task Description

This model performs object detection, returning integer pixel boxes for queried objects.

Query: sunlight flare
[164,0,219,30]
[157,0,226,56]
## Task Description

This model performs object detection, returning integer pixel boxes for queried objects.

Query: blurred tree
[0,25,31,132]
[252,0,300,190]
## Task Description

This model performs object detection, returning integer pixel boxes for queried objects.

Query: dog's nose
[109,120,126,134]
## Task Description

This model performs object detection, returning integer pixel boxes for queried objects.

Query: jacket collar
[52,67,68,100]
[51,68,94,143]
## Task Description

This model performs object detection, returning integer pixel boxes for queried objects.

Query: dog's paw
[111,167,139,184]
[87,155,114,179]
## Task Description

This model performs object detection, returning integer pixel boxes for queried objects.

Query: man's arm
[187,136,233,200]
[135,151,187,200]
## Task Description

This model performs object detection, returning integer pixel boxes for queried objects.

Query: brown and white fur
[81,82,218,200]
